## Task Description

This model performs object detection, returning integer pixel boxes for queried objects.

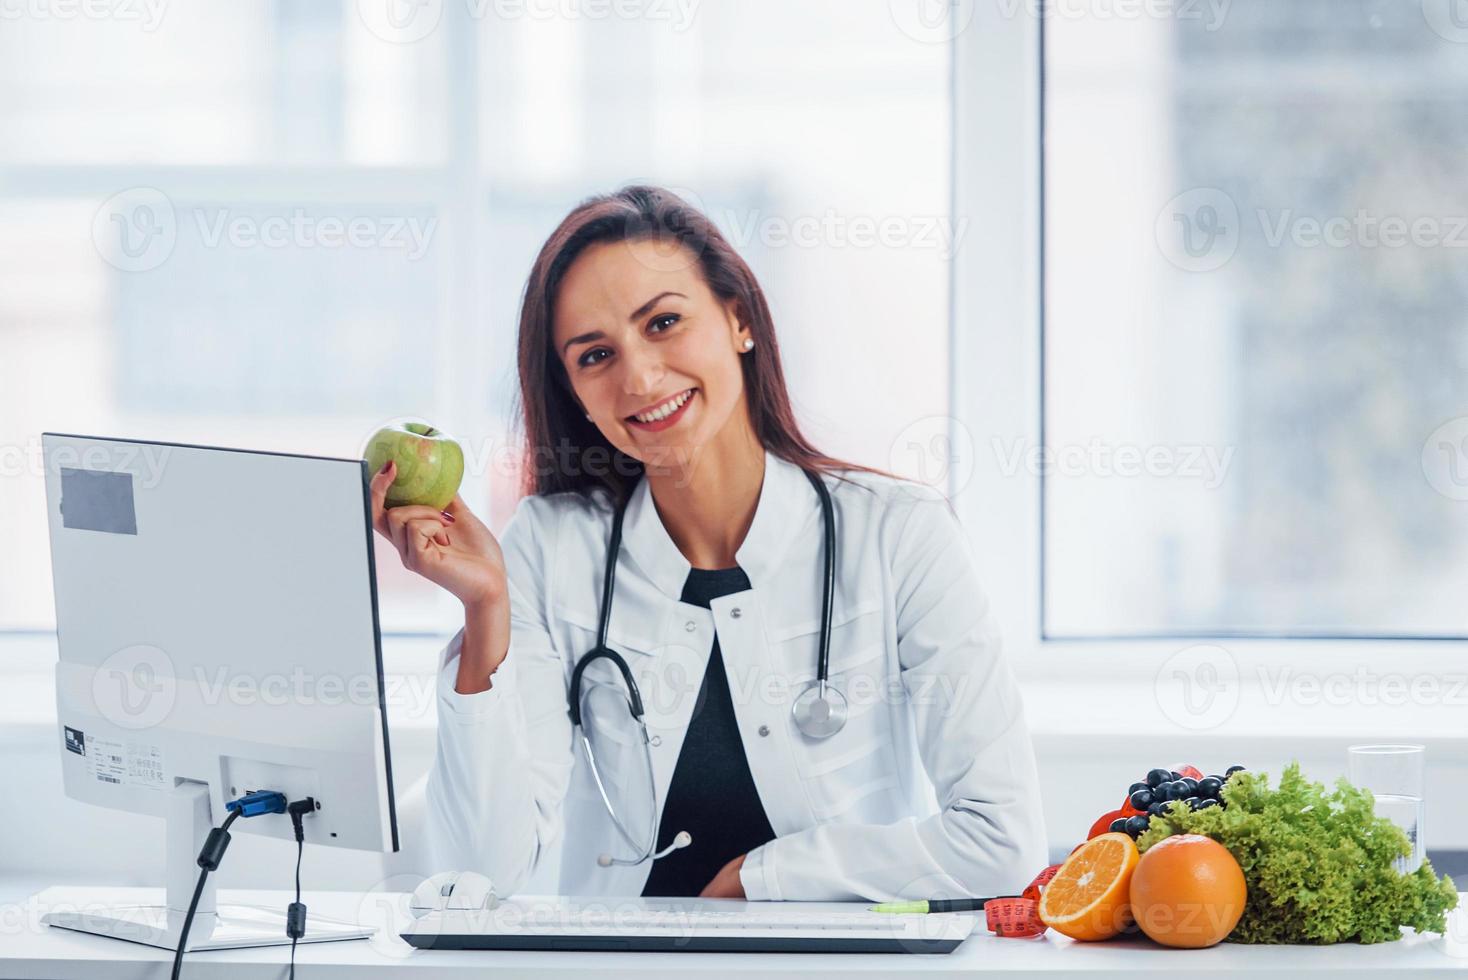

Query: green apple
[364,421,465,510]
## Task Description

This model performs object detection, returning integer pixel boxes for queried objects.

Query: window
[1043,0,1468,638]
[0,1,950,633]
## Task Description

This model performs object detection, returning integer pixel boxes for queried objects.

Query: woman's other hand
[699,853,748,899]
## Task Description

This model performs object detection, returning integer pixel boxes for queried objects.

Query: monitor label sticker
[60,467,138,535]
[89,738,166,790]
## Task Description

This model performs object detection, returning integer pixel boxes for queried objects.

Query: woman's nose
[618,341,665,395]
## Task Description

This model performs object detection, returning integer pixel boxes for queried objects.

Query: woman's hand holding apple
[369,461,511,693]
[369,460,506,607]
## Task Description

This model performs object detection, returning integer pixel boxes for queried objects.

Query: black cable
[170,871,208,980]
[167,794,311,979]
[286,799,314,980]
[289,836,302,980]
[171,809,241,980]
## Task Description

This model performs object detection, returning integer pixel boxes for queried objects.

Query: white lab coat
[424,448,1047,901]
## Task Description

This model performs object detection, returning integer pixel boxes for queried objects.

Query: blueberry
[1124,815,1150,836]
[1181,777,1199,792]
[1206,774,1227,785]
[1148,801,1168,816]
[1129,788,1154,810]
[1109,817,1128,833]
[1184,796,1202,810]
[1165,781,1191,801]
[1196,798,1221,809]
[1226,766,1246,777]
[1197,777,1223,798]
[1146,768,1172,789]
[1169,771,1183,781]
[1128,781,1149,797]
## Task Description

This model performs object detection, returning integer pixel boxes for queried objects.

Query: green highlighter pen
[869,897,1003,914]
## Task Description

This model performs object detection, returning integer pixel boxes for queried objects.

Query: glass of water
[1347,744,1426,874]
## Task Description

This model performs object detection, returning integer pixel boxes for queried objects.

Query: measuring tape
[982,863,1061,938]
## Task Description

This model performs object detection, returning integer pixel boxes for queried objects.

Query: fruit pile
[1038,831,1247,948]
[1025,759,1457,949]
[1088,764,1247,842]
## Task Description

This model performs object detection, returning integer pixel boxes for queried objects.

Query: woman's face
[552,237,751,470]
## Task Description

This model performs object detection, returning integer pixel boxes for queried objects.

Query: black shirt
[640,565,778,897]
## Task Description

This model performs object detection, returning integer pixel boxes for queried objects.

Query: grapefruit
[1129,834,1247,948]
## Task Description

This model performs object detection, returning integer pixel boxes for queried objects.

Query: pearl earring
[742,338,754,351]
[585,413,592,420]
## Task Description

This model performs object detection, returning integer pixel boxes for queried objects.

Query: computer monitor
[39,432,399,951]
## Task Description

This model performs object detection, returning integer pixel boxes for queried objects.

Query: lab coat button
[731,607,742,618]
[758,725,770,737]
[684,620,696,632]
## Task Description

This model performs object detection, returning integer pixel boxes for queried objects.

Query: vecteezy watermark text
[355,0,700,44]
[1156,187,1468,272]
[1,438,172,487]
[991,437,1235,489]
[194,208,436,260]
[92,188,438,272]
[0,0,168,30]
[888,0,1230,45]
[1155,643,1468,732]
[717,208,967,259]
[993,0,1229,29]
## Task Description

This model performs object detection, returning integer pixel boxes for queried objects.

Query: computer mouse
[409,871,499,918]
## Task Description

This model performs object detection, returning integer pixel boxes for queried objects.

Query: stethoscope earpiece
[598,830,692,869]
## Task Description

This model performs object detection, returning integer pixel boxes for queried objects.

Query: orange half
[1037,832,1139,941]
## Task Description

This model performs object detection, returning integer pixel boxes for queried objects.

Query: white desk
[4,886,1467,978]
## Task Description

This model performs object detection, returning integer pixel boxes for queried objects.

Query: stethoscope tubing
[569,466,837,726]
[811,467,835,702]
[567,463,842,867]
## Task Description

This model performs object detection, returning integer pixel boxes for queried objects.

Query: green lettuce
[1134,762,1458,944]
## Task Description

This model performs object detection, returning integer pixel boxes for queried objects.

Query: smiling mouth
[627,388,696,424]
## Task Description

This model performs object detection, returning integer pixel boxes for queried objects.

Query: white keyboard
[401,896,979,953]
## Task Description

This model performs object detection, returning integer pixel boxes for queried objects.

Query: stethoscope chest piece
[792,681,848,738]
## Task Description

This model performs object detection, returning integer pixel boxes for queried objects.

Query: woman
[370,186,1046,902]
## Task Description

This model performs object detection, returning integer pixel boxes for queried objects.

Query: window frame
[948,2,1468,689]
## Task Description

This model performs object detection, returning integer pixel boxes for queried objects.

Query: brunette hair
[512,184,901,507]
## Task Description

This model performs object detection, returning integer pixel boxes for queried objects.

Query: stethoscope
[567,466,847,867]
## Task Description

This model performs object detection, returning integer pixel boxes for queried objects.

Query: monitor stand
[41,781,374,951]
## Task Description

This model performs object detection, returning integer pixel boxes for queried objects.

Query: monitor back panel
[42,433,396,852]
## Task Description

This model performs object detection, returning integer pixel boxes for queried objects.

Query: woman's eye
[576,315,678,368]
